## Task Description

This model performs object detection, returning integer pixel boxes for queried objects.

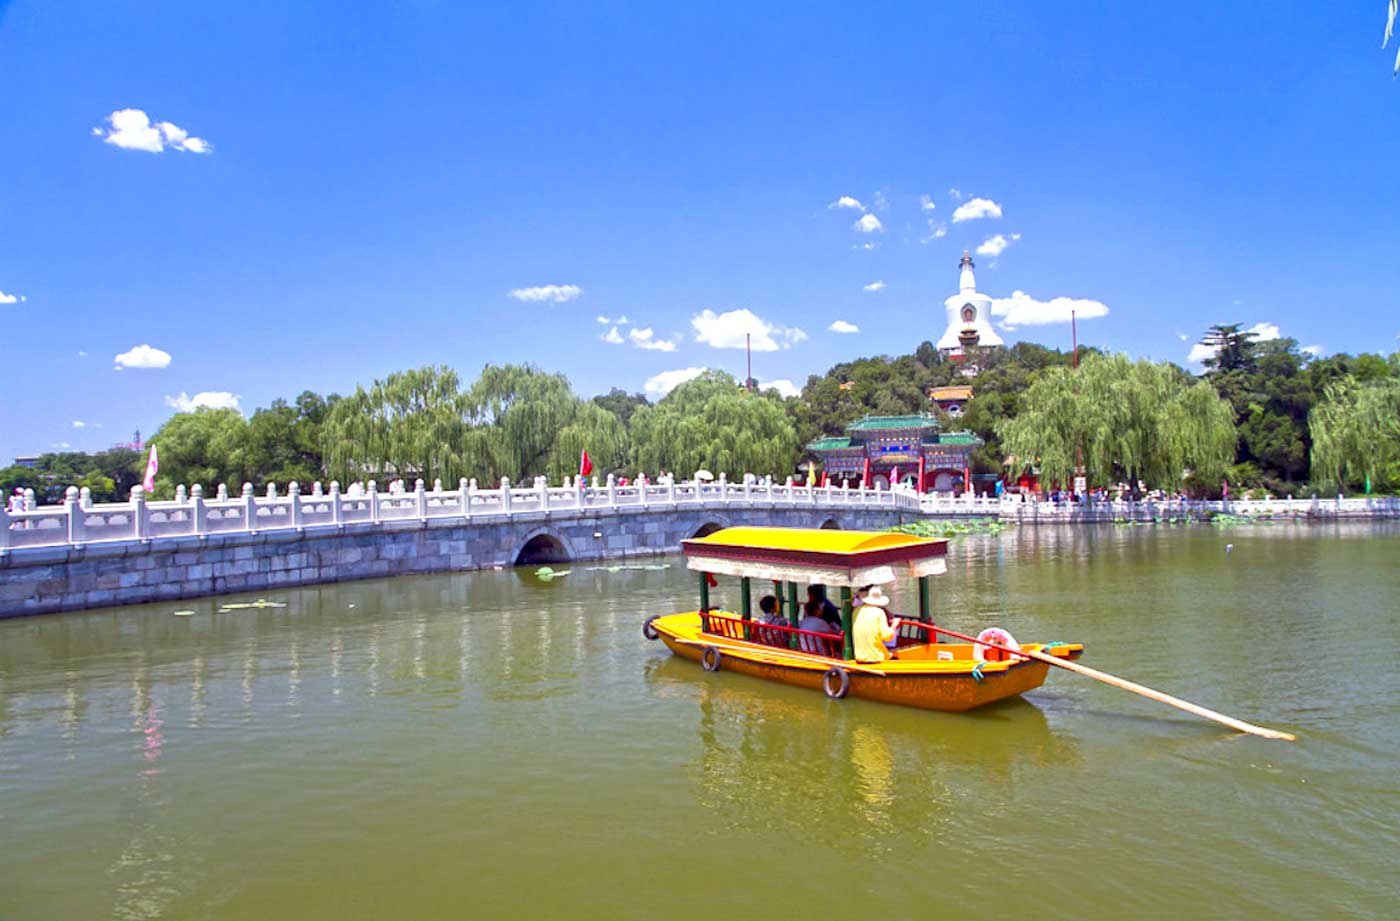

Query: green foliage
[1199,324,1261,373]
[1309,377,1400,493]
[592,388,650,428]
[630,370,799,478]
[247,391,339,486]
[996,353,1237,492]
[324,366,469,484]
[149,408,253,497]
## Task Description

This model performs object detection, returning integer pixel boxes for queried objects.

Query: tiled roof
[845,414,940,432]
[938,432,983,445]
[929,386,973,401]
[806,437,853,451]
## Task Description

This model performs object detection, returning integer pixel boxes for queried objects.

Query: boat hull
[659,632,1052,712]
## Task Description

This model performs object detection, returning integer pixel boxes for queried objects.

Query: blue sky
[2,1,1398,458]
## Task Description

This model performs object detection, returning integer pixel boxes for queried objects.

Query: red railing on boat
[699,612,844,658]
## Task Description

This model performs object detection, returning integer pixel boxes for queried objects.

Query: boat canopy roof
[682,526,948,587]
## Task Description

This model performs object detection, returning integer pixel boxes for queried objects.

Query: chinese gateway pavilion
[807,415,982,494]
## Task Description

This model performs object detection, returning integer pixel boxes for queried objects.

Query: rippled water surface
[2,523,1397,920]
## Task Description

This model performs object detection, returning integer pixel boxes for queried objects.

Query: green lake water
[1,523,1397,920]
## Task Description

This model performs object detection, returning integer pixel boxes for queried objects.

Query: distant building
[929,385,973,417]
[936,251,1004,375]
[13,455,39,468]
[806,414,983,494]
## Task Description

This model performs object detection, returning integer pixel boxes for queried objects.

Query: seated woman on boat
[806,584,839,621]
[797,599,840,653]
[758,595,785,627]
[852,587,902,664]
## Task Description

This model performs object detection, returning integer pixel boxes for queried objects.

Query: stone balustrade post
[289,481,303,528]
[500,477,512,514]
[368,480,380,523]
[312,481,324,497]
[65,486,84,544]
[743,474,752,505]
[80,486,93,509]
[176,484,187,503]
[266,482,278,500]
[667,475,677,505]
[242,483,257,532]
[718,472,728,505]
[131,485,148,540]
[460,478,471,520]
[539,475,551,511]
[605,474,616,508]
[0,504,8,549]
[330,481,343,525]
[191,484,207,535]
[217,483,229,501]
[416,479,428,520]
[433,478,442,493]
[23,488,36,512]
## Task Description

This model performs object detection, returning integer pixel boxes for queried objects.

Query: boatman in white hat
[852,586,901,664]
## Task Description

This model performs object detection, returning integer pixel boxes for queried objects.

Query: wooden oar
[671,636,888,676]
[926,624,1296,741]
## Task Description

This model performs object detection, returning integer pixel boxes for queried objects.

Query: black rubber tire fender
[642,616,660,641]
[701,646,723,672]
[823,666,851,699]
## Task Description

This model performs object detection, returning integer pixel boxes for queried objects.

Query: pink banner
[142,445,159,493]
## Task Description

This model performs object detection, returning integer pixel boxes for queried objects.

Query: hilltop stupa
[935,251,1004,358]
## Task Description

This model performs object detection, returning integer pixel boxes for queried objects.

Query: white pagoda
[936,251,1004,359]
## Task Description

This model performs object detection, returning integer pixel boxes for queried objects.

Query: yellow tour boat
[643,526,1084,712]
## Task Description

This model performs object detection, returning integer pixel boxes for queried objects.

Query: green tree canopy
[148,408,252,497]
[323,366,468,484]
[1309,378,1400,493]
[631,370,799,479]
[996,353,1237,493]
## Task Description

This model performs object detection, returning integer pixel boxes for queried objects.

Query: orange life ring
[974,627,1022,662]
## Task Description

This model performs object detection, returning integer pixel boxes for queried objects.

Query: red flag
[820,470,829,488]
[579,449,593,478]
[917,454,926,494]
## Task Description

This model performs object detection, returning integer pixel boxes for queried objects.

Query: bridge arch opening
[819,518,842,530]
[691,521,726,539]
[515,533,571,566]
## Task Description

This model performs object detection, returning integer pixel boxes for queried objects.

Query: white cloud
[596,314,630,325]
[77,350,88,357]
[976,233,1021,257]
[920,194,936,212]
[628,327,677,352]
[1247,322,1280,341]
[601,326,624,344]
[990,291,1110,329]
[948,188,964,201]
[872,191,889,212]
[508,284,581,303]
[920,219,948,244]
[952,197,1003,222]
[96,109,210,153]
[828,320,859,334]
[762,379,801,398]
[0,290,24,304]
[692,308,807,351]
[853,241,880,251]
[1186,342,1217,365]
[52,441,72,450]
[863,281,886,292]
[72,420,86,428]
[164,391,242,413]
[1177,331,1189,342]
[829,195,865,211]
[113,344,172,370]
[644,367,707,397]
[1301,344,1324,357]
[853,213,884,233]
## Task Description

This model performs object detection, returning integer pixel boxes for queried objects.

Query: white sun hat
[861,586,891,608]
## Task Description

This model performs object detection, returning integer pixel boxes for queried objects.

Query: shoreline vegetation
[7,329,1399,506]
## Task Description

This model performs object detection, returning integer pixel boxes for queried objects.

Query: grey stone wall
[0,506,907,618]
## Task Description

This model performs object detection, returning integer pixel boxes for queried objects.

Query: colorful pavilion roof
[806,436,855,451]
[844,414,941,432]
[937,433,983,445]
[929,386,974,401]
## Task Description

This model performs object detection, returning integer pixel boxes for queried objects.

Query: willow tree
[996,353,1236,492]
[630,370,799,479]
[1309,378,1400,492]
[465,364,628,482]
[323,365,467,484]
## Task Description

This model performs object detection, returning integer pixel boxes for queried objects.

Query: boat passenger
[798,600,838,654]
[806,585,839,621]
[758,595,785,626]
[852,587,902,664]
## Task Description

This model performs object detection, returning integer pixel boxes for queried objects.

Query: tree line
[4,328,1397,503]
